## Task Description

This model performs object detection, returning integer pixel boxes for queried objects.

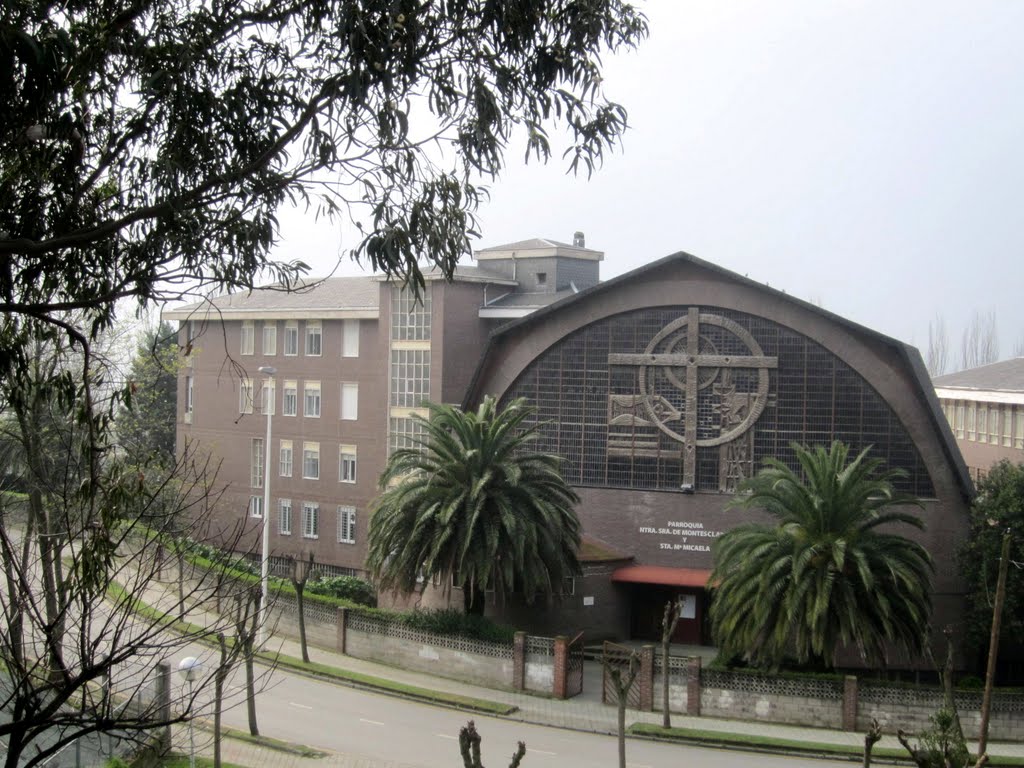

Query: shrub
[306,575,377,607]
[396,608,515,644]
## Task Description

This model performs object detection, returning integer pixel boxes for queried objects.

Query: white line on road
[531,749,557,756]
[359,718,385,726]
[437,734,458,740]
[288,702,313,710]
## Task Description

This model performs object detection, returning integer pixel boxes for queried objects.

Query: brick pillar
[687,657,702,716]
[842,675,858,731]
[639,645,655,711]
[336,607,348,654]
[553,636,568,699]
[513,632,527,691]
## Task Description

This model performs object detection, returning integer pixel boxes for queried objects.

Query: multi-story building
[170,236,973,663]
[933,358,1024,482]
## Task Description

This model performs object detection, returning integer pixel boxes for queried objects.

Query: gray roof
[418,264,518,284]
[933,358,1024,393]
[164,277,379,319]
[483,289,577,309]
[475,237,603,258]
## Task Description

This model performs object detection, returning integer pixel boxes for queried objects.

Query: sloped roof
[483,289,577,309]
[475,237,604,260]
[933,358,1024,393]
[163,277,380,320]
[464,250,974,501]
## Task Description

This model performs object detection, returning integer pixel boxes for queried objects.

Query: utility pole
[978,530,1012,756]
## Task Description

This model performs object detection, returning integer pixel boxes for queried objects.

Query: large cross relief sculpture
[607,308,777,491]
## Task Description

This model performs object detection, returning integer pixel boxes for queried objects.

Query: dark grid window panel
[500,307,935,497]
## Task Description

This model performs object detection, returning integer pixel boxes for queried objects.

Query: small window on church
[537,272,547,286]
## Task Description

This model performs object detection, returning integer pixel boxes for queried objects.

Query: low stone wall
[524,636,555,693]
[343,611,515,689]
[699,669,844,728]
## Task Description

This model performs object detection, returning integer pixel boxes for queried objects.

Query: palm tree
[710,442,933,670]
[367,396,581,614]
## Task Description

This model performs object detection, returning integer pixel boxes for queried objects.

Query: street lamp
[257,365,276,646]
[177,656,202,768]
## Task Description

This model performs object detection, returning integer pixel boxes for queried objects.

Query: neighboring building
[168,238,973,667]
[933,358,1024,482]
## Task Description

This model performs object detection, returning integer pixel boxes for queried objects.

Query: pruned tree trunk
[233,587,261,737]
[458,720,525,768]
[603,651,640,768]
[660,598,681,728]
[213,632,236,768]
[863,718,881,767]
[290,552,314,663]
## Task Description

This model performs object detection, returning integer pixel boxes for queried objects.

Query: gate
[564,632,585,698]
[602,641,641,707]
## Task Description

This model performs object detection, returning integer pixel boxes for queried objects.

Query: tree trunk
[463,584,485,615]
[296,583,309,663]
[245,646,258,736]
[660,599,680,729]
[214,632,232,768]
[617,694,627,768]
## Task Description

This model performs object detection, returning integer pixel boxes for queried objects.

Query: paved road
[194,659,844,768]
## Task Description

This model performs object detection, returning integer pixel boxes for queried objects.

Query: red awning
[611,565,712,588]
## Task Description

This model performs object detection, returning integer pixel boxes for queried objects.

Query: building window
[279,439,293,477]
[249,495,263,519]
[955,404,965,438]
[305,321,322,356]
[302,442,320,480]
[263,323,277,355]
[343,320,360,357]
[240,321,255,355]
[302,502,319,539]
[1016,409,1024,449]
[184,375,194,423]
[989,407,1001,444]
[250,438,264,488]
[283,380,297,416]
[390,349,430,407]
[337,505,356,544]
[537,272,547,286]
[979,408,988,443]
[389,416,427,454]
[279,499,292,535]
[260,378,275,415]
[1003,408,1013,447]
[304,381,321,418]
[284,322,299,356]
[239,378,254,414]
[391,284,431,341]
[341,382,358,420]
[339,445,357,483]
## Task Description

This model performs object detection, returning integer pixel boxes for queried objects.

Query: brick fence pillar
[336,607,348,654]
[513,632,527,691]
[553,636,568,699]
[687,656,702,716]
[842,675,858,731]
[639,645,655,711]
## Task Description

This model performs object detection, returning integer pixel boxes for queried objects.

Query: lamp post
[177,656,202,768]
[257,365,276,646]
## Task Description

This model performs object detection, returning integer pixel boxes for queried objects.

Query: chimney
[573,231,585,248]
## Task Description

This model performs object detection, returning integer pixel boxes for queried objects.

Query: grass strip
[629,724,1024,766]
[107,581,515,717]
[211,726,328,757]
[157,755,247,768]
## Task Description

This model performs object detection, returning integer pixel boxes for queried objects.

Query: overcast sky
[275,0,1024,366]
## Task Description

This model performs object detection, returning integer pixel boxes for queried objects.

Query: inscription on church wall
[637,520,723,552]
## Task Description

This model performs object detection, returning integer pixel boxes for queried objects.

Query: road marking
[626,764,652,768]
[437,734,458,740]
[359,718,385,726]
[288,702,313,710]
[531,749,557,755]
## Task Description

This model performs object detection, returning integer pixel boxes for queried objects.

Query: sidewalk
[141,573,1024,765]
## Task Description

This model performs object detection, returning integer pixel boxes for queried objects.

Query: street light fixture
[177,656,202,768]
[257,365,276,646]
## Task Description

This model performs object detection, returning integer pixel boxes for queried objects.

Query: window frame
[250,437,264,488]
[239,378,254,415]
[339,445,357,484]
[283,322,299,356]
[279,439,293,477]
[342,319,360,357]
[240,321,255,355]
[282,380,297,416]
[260,378,275,415]
[302,442,320,480]
[304,381,322,418]
[302,502,320,539]
[279,498,292,535]
[305,321,322,357]
[337,505,356,544]
[340,382,358,421]
[249,495,264,519]
[263,323,277,355]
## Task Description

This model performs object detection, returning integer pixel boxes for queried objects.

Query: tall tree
[926,314,950,377]
[117,321,178,468]
[960,310,999,370]
[367,397,581,614]
[710,442,933,670]
[958,460,1024,674]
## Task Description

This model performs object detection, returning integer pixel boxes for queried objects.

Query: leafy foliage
[117,321,178,468]
[306,574,377,607]
[710,442,933,670]
[395,608,516,644]
[958,460,1024,664]
[367,396,581,613]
